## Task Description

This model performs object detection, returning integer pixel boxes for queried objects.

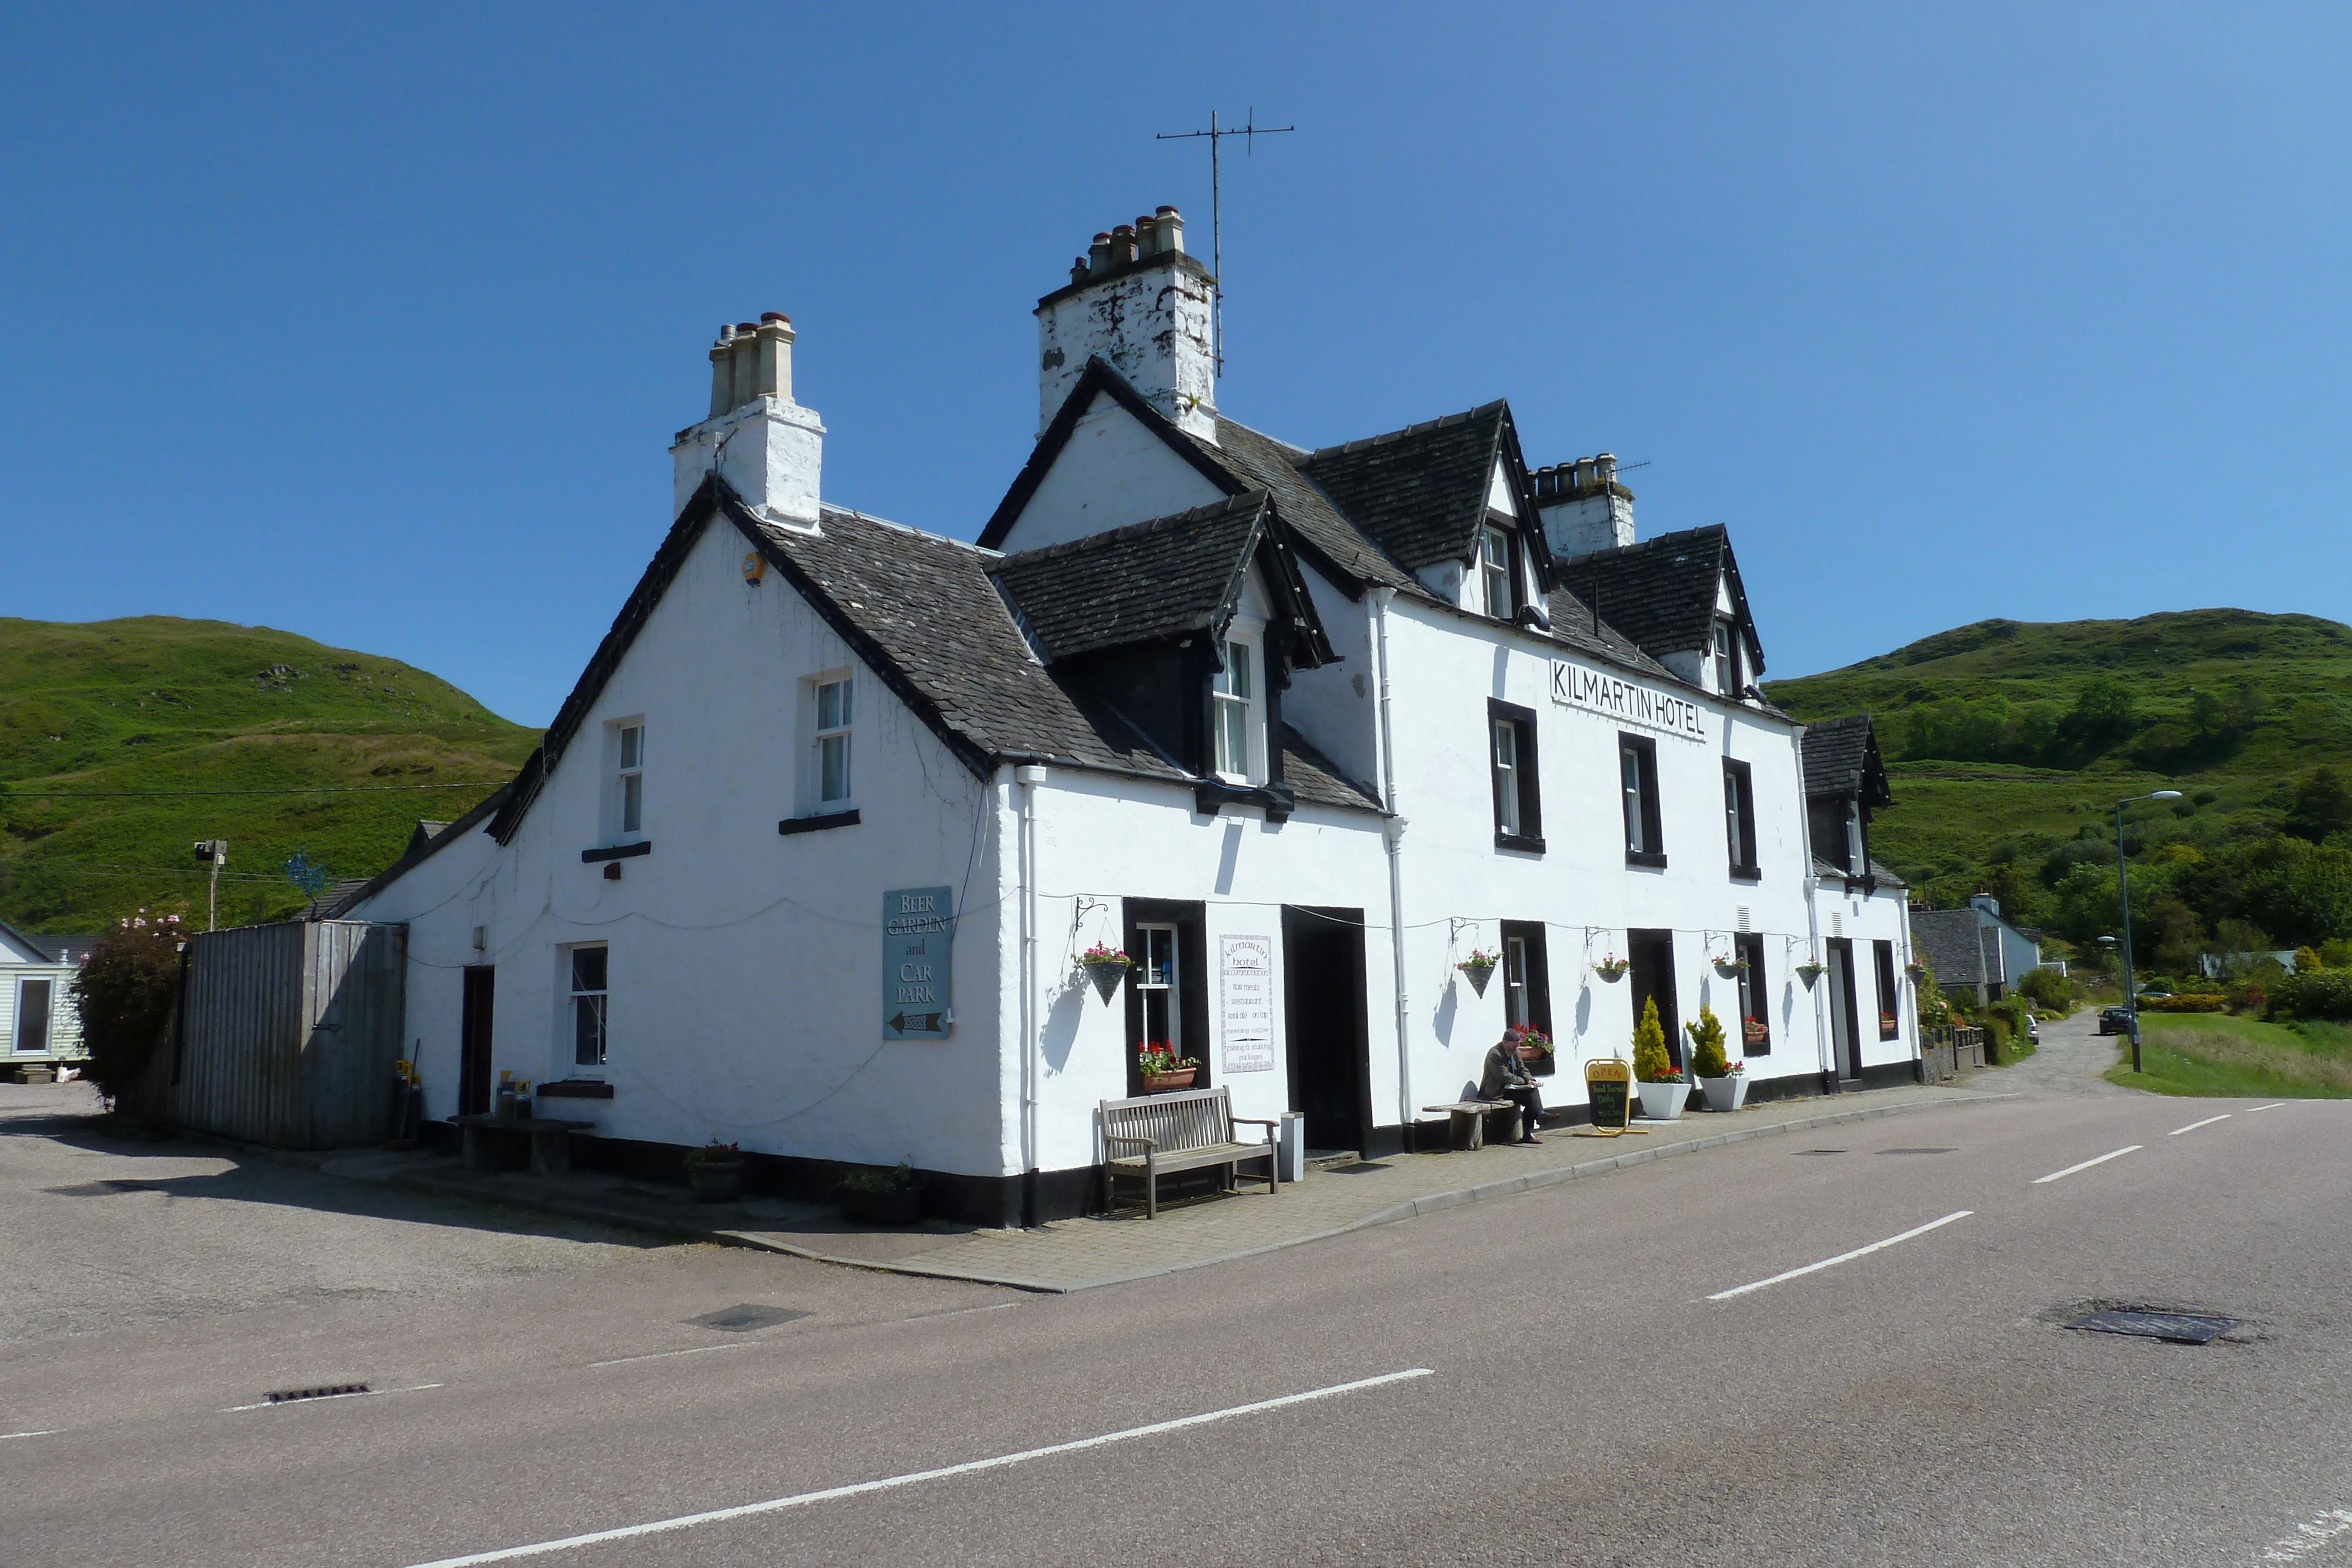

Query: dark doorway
[1282,905,1371,1154]
[1628,930,1680,1068]
[1827,939,1863,1082]
[459,966,496,1116]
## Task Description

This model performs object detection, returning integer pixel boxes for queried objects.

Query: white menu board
[1218,934,1276,1074]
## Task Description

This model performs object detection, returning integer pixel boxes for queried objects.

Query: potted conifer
[1688,1005,1749,1111]
[1632,997,1689,1120]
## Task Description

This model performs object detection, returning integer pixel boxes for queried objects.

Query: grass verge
[2105,1014,2352,1098]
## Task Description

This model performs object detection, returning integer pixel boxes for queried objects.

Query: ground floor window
[1499,919,1553,1075]
[568,946,608,1067]
[1875,941,1901,1040]
[1134,924,1180,1055]
[1734,932,1768,1055]
[1122,900,1209,1097]
[14,979,51,1054]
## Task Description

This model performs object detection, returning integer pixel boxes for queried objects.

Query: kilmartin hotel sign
[1550,660,1709,742]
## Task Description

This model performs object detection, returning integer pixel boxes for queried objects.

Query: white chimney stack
[1035,205,1217,443]
[671,312,825,529]
[1531,453,1635,559]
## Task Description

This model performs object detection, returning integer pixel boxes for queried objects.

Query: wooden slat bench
[1422,1099,1522,1151]
[1098,1085,1280,1218]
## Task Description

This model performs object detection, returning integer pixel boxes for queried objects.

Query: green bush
[1632,997,1676,1082]
[2140,993,2227,1013]
[1982,1013,2014,1061]
[2271,969,2352,1021]
[2017,966,2075,1012]
[1685,1005,1730,1078]
[70,911,186,1104]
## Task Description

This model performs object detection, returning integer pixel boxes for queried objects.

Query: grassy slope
[2106,1012,2352,1098]
[1763,609,2352,903]
[0,617,538,931]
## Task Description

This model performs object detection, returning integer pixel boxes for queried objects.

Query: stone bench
[1422,1099,1523,1151]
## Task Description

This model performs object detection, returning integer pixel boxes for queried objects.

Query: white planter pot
[1637,1079,1690,1120]
[1698,1075,1749,1112]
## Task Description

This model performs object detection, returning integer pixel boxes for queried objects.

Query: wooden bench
[1422,1099,1522,1150]
[1098,1085,1280,1218]
[454,1113,593,1176]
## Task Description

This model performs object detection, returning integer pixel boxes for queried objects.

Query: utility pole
[192,840,228,931]
[2113,791,2181,1074]
[1157,108,1294,377]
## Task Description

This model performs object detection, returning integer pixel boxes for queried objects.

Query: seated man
[1478,1028,1546,1144]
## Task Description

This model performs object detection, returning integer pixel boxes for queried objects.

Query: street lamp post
[2114,790,2183,1074]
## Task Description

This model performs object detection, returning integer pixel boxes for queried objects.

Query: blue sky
[5,4,2347,726]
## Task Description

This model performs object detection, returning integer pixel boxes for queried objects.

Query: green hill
[1764,609,2352,930]
[0,617,537,932]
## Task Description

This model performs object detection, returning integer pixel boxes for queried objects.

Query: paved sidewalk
[310,1082,2016,1292]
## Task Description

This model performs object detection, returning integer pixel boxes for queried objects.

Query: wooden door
[459,966,495,1116]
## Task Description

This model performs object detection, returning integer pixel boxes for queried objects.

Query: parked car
[2097,1006,2136,1036]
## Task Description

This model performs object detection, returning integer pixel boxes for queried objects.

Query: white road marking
[2169,1114,2231,1136]
[224,1383,441,1413]
[2033,1145,2142,1184]
[2247,1102,2288,1112]
[588,1343,753,1369]
[1705,1212,1973,1302]
[2259,1506,2352,1561]
[0,1429,60,1440]
[402,1367,1436,1567]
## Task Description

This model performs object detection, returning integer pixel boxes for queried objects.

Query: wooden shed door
[459,967,496,1116]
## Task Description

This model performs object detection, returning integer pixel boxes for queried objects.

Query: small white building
[1,919,88,1077]
[347,206,1922,1222]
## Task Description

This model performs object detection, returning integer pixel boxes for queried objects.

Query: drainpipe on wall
[1369,589,1415,1139]
[1789,724,1833,1088]
[1015,764,1047,1226]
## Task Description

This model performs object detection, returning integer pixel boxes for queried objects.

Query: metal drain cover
[1878,1148,1957,1155]
[689,1304,811,1333]
[2068,1309,2239,1345]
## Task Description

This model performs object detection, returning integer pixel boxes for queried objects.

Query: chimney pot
[761,311,790,325]
[1108,225,1138,265]
[1089,232,1114,273]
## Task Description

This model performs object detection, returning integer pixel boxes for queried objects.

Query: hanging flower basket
[1456,948,1499,998]
[1795,960,1826,990]
[1712,954,1748,978]
[1592,955,1631,982]
[1905,961,1929,984]
[1078,942,1132,1003]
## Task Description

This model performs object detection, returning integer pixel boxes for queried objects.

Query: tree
[71,911,185,1105]
[2151,897,2209,975]
[2064,678,2139,752]
[2284,766,2352,842]
[1631,997,1675,1082]
[1685,1005,1730,1078]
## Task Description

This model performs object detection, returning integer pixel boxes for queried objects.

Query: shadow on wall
[1040,977,1087,1074]
[1432,972,1459,1047]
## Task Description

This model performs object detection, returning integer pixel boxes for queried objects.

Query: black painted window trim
[1619,733,1663,867]
[1723,758,1760,881]
[1488,697,1543,854]
[779,808,861,837]
[581,841,652,863]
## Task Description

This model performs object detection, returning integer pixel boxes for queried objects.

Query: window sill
[1195,778,1295,823]
[1729,864,1762,882]
[779,808,861,837]
[537,1078,614,1099]
[1493,831,1546,855]
[1625,850,1668,870]
[582,841,652,864]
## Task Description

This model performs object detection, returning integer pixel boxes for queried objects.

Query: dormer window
[1480,524,1518,619]
[1212,636,1260,783]
[1713,617,1742,696]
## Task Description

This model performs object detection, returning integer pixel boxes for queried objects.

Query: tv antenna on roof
[1157,108,1294,377]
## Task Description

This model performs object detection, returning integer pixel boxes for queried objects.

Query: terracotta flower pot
[1141,1068,1198,1093]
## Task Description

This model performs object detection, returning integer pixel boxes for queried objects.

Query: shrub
[2017,966,2075,1013]
[1632,997,1676,1082]
[2139,994,2227,1013]
[2270,969,2352,1021]
[1685,1005,1730,1078]
[1982,1013,2014,1060]
[70,911,186,1105]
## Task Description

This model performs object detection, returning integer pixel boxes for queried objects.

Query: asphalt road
[5,1084,2347,1566]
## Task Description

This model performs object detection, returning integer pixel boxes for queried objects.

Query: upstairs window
[1489,700,1544,852]
[815,677,853,806]
[569,945,609,1068]
[1212,637,1259,783]
[1723,759,1759,879]
[1845,799,1866,872]
[614,722,646,839]
[1479,525,1518,619]
[1713,617,1742,696]
[1620,734,1665,867]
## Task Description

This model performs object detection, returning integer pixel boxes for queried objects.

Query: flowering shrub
[1080,942,1132,968]
[1137,1045,1201,1076]
[684,1140,741,1166]
[1508,1025,1552,1057]
[1457,948,1498,973]
[71,910,185,1105]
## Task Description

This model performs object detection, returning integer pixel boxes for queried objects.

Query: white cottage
[1,919,88,1079]
[346,206,1921,1222]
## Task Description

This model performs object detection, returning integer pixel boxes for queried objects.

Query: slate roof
[1197,419,1421,593]
[1551,524,1763,671]
[1293,402,1515,576]
[990,493,1272,661]
[1801,714,1893,807]
[0,918,93,965]
[1912,907,1999,991]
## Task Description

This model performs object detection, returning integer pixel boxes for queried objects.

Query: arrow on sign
[890,1012,946,1034]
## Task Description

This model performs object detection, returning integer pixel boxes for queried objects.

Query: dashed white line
[2169,1114,2231,1136]
[402,1367,1436,1566]
[0,1429,60,1441]
[2247,1102,2288,1112]
[224,1383,442,1413]
[588,1343,753,1369]
[2033,1145,2141,1184]
[1705,1211,1973,1301]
